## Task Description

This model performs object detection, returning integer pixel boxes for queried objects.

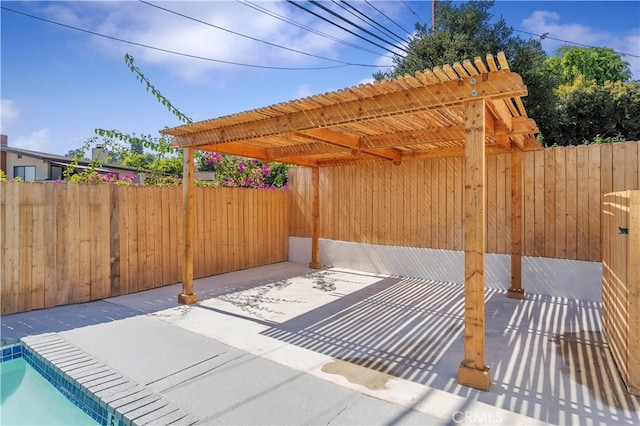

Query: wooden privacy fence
[290,141,640,262]
[0,183,288,315]
[602,190,640,395]
[2,141,639,315]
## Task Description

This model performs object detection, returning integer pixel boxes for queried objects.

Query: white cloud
[13,128,53,152]
[43,1,355,83]
[1,99,22,133]
[522,10,640,78]
[295,84,313,99]
[523,11,609,52]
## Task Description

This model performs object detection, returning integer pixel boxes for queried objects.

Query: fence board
[18,185,33,312]
[55,185,70,305]
[533,150,545,257]
[79,185,93,303]
[416,160,434,247]
[565,146,577,259]
[487,154,497,253]
[2,183,18,314]
[437,160,447,249]
[195,187,205,278]
[43,185,57,307]
[613,143,627,192]
[118,187,130,295]
[577,146,589,260]
[496,154,507,254]
[159,187,171,285]
[626,143,638,190]
[523,151,535,255]
[544,149,556,258]
[588,145,602,261]
[554,148,567,258]
[30,184,45,310]
[446,158,456,251]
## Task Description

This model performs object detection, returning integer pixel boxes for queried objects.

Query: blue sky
[2,1,639,155]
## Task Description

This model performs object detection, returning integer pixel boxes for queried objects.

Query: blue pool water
[0,356,98,425]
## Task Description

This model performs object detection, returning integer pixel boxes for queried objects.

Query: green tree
[377,0,520,77]
[541,47,639,145]
[544,46,631,86]
[66,148,87,159]
[548,78,640,145]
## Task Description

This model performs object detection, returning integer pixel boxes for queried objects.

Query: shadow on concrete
[261,275,640,425]
[0,262,310,345]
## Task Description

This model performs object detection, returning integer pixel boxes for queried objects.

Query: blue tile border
[0,343,23,362]
[1,342,110,425]
[3,334,200,426]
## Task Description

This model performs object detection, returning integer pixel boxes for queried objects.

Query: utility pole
[432,0,437,33]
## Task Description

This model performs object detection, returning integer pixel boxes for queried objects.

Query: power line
[0,5,381,70]
[515,29,640,59]
[139,0,381,67]
[238,0,395,59]
[363,0,413,39]
[307,0,408,55]
[333,0,407,46]
[401,0,428,27]
[285,0,405,58]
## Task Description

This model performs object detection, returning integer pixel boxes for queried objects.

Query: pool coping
[2,334,200,426]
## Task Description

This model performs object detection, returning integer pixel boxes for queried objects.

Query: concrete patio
[2,262,639,425]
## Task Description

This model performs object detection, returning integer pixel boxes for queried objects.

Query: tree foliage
[377,0,639,147]
[376,0,553,142]
[546,78,640,145]
[541,47,638,145]
[202,153,289,189]
[544,46,631,86]
[63,54,289,188]
[377,0,528,78]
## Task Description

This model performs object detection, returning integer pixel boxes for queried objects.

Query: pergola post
[178,147,197,305]
[458,98,491,390]
[309,166,322,269]
[508,149,525,299]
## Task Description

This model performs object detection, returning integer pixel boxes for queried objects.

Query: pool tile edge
[18,334,200,426]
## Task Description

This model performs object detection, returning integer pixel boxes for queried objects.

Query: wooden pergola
[162,52,542,390]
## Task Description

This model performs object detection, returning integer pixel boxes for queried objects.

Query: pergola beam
[295,128,361,150]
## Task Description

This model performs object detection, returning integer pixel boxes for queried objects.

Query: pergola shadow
[260,274,640,424]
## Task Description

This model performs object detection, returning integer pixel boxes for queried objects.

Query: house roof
[0,145,142,174]
[162,52,542,167]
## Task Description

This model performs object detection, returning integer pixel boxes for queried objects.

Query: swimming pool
[1,356,98,425]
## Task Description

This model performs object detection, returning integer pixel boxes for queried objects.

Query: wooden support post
[508,149,524,299]
[178,147,197,305]
[458,99,491,390]
[309,166,322,269]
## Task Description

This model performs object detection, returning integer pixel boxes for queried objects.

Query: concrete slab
[3,262,639,425]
